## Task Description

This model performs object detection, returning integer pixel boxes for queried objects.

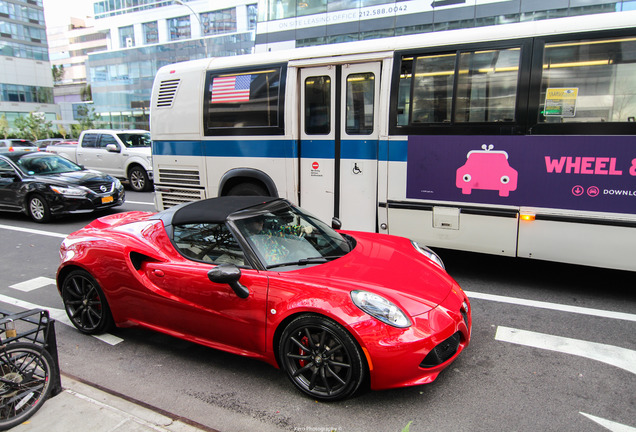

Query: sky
[42,0,94,28]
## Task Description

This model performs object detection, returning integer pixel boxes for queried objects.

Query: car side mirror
[207,264,249,299]
[106,144,121,153]
[331,217,342,230]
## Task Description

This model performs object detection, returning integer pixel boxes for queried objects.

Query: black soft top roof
[153,196,280,226]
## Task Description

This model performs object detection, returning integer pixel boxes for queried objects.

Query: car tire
[61,269,114,335]
[279,314,366,401]
[27,194,51,223]
[128,166,150,192]
[226,182,267,196]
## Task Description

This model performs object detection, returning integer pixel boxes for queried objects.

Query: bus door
[300,66,337,224]
[300,62,380,232]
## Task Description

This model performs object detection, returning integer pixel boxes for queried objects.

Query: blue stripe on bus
[153,140,298,158]
[153,140,204,156]
[379,139,408,162]
[153,139,408,161]
[341,140,377,160]
[300,140,335,159]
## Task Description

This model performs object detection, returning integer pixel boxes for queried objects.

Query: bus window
[204,66,285,134]
[540,36,636,123]
[304,76,331,135]
[396,57,412,126]
[412,53,456,123]
[345,72,375,135]
[455,48,520,122]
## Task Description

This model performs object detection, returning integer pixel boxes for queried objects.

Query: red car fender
[263,274,373,368]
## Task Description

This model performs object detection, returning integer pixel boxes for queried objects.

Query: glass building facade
[84,1,258,130]
[255,0,636,50]
[0,0,57,132]
[89,32,254,130]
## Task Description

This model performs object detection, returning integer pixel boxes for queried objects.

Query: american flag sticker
[210,75,251,103]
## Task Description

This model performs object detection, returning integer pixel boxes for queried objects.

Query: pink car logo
[456,144,518,197]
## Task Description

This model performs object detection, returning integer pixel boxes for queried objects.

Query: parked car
[0,151,125,223]
[56,196,471,400]
[43,140,78,152]
[46,129,153,192]
[35,138,64,151]
[0,139,37,152]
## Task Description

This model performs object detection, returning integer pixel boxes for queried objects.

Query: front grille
[85,182,113,194]
[158,168,201,186]
[156,187,205,209]
[420,332,461,368]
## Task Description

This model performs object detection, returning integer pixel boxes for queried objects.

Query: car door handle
[152,269,165,277]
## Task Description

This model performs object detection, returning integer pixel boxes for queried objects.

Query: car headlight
[50,185,87,197]
[411,241,445,270]
[351,290,411,328]
[114,178,122,189]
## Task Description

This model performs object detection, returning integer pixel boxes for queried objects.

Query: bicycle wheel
[0,342,55,430]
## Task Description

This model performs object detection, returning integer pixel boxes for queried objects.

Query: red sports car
[57,196,471,400]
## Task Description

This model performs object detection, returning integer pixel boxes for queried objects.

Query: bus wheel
[227,182,267,196]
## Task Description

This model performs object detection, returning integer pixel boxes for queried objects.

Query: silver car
[0,139,38,152]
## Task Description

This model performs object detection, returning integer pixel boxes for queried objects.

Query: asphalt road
[0,191,634,432]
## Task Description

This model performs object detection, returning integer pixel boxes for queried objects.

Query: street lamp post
[173,0,208,58]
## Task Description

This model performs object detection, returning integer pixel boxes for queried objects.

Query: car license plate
[102,196,114,204]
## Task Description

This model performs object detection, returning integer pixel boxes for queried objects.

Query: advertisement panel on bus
[406,135,636,214]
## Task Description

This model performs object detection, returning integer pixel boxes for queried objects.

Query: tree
[52,65,65,84]
[57,124,68,139]
[71,104,99,136]
[80,84,92,102]
[14,112,53,141]
[0,114,9,139]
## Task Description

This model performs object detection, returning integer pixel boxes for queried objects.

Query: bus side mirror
[207,264,249,299]
[331,217,342,230]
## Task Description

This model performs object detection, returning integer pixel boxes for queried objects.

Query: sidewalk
[13,374,217,432]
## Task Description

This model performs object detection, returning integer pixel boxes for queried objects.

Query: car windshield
[16,154,83,175]
[230,201,352,269]
[117,133,151,148]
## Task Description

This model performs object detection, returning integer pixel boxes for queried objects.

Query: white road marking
[495,326,636,375]
[125,200,155,206]
[9,276,56,292]
[0,293,123,346]
[580,412,636,432]
[0,223,67,239]
[466,290,636,323]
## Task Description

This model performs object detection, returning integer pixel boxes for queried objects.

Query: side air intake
[156,79,180,108]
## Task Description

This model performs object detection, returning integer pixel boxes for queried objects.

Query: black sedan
[0,151,125,223]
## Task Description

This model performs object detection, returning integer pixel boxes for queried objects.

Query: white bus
[150,11,636,271]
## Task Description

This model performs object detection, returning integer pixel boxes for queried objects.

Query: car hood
[280,231,456,316]
[32,170,114,185]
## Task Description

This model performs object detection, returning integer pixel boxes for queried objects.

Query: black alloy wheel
[279,315,365,401]
[61,270,114,334]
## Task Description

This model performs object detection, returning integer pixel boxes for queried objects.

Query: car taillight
[8,147,14,152]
